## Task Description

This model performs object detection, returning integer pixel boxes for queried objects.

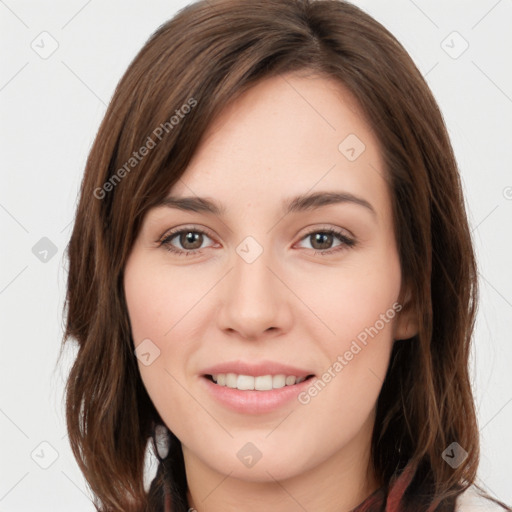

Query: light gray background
[1,1,511,510]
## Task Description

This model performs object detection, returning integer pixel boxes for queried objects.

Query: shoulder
[455,485,509,511]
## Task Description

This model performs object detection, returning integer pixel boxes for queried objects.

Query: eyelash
[158,226,356,257]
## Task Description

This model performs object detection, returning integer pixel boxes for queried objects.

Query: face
[124,72,416,486]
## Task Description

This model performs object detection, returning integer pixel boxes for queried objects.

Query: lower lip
[200,376,314,414]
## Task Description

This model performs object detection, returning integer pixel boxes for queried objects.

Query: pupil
[182,232,201,249]
[313,233,332,249]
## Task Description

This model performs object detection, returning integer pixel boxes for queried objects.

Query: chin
[187,431,323,483]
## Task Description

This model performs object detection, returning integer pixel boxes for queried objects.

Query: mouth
[199,361,317,413]
[204,373,315,391]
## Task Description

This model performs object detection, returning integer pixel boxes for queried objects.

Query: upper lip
[201,360,314,378]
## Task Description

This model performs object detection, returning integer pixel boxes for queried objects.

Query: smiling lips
[201,364,316,414]
[209,373,309,391]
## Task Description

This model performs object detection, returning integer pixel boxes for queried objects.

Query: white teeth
[209,373,309,390]
[272,374,286,389]
[285,375,296,386]
[255,375,273,390]
[226,373,237,388]
[237,374,255,390]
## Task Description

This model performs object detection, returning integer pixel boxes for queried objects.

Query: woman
[59,0,512,511]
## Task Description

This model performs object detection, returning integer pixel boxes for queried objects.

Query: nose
[216,245,292,341]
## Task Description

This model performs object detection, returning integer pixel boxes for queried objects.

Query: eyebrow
[155,191,376,218]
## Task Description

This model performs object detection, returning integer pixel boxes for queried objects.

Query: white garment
[456,486,509,511]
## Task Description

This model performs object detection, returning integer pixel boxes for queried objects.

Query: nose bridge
[217,236,287,337]
[233,237,277,309]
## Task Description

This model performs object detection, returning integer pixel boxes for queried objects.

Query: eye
[158,225,357,257]
[159,227,215,256]
[296,227,356,255]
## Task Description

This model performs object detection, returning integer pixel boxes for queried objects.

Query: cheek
[295,243,402,353]
[292,244,401,411]
[124,254,208,436]
[124,254,205,346]
[293,287,399,467]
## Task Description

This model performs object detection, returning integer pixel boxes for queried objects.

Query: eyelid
[158,224,215,242]
[159,224,353,242]
[158,223,356,256]
[295,223,354,240]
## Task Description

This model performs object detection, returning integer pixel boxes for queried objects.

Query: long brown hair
[58,0,511,511]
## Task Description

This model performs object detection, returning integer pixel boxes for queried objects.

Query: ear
[393,285,419,341]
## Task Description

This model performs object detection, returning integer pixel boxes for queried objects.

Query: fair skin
[124,71,418,512]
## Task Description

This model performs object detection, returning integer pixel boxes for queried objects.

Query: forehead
[166,72,388,220]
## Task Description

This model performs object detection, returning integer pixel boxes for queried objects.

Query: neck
[183,414,380,512]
